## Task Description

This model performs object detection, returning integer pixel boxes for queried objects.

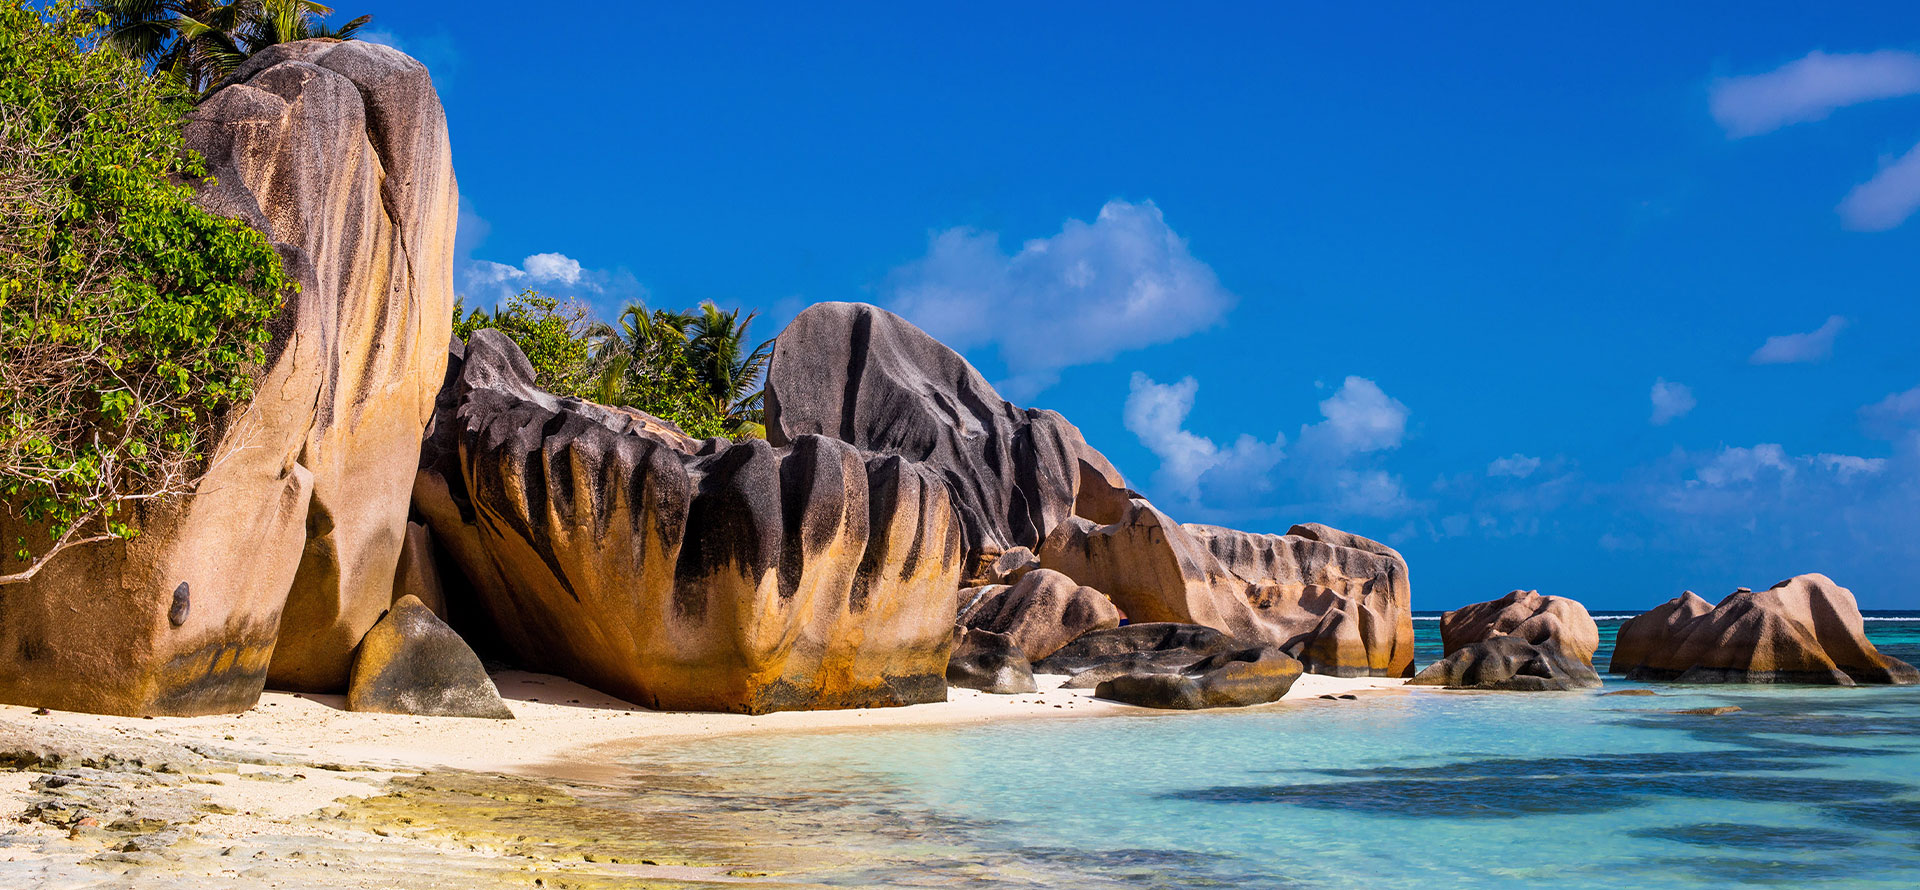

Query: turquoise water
[622,617,1920,888]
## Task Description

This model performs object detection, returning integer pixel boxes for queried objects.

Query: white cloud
[1710,50,1920,138]
[1750,315,1847,363]
[1839,140,1920,231]
[1649,378,1696,425]
[1487,453,1542,479]
[1325,469,1416,518]
[1123,373,1284,502]
[1296,376,1409,460]
[1815,453,1888,480]
[885,200,1235,400]
[522,252,585,285]
[1862,384,1920,437]
[1695,443,1795,486]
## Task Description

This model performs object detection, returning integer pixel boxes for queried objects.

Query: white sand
[0,670,1407,779]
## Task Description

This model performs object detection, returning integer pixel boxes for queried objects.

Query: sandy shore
[0,671,1405,888]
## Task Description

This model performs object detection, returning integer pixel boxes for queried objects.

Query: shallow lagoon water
[620,616,1920,888]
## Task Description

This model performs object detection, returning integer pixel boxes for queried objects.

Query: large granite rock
[957,569,1121,662]
[1095,646,1303,709]
[1034,622,1240,689]
[0,40,455,716]
[1608,575,1918,685]
[1413,590,1601,690]
[347,596,512,719]
[414,330,965,713]
[946,628,1038,694]
[763,302,1127,576]
[1038,502,1415,677]
[1438,589,1599,666]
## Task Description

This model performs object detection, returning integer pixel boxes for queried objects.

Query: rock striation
[763,302,1127,575]
[1039,505,1415,677]
[414,331,965,713]
[347,596,512,719]
[956,569,1121,662]
[1410,590,1602,690]
[1609,575,1918,685]
[1095,646,1303,709]
[763,302,1414,679]
[0,40,456,716]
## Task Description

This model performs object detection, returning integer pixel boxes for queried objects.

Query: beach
[0,671,1404,888]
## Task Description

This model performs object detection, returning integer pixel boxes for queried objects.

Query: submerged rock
[0,40,456,716]
[1095,646,1303,709]
[957,569,1121,662]
[414,331,964,713]
[1609,574,1917,685]
[1412,590,1603,690]
[946,628,1038,694]
[1410,636,1601,691]
[347,596,512,719]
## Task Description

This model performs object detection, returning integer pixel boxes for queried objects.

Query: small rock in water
[1319,694,1339,700]
[1668,706,1741,716]
[1338,694,1358,700]
[1599,689,1658,697]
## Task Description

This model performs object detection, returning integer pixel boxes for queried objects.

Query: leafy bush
[0,0,292,582]
[451,290,597,398]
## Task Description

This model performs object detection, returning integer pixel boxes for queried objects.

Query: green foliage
[451,290,596,399]
[454,294,772,442]
[0,0,292,579]
[87,1,372,94]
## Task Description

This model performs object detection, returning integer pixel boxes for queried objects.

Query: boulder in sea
[1607,574,1918,685]
[1410,590,1603,690]
[947,628,1039,694]
[414,331,964,713]
[347,596,512,719]
[957,569,1122,662]
[0,40,456,716]
[1095,646,1303,709]
[1034,623,1240,689]
[1410,636,1601,691]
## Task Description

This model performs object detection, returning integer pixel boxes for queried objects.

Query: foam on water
[618,622,1920,888]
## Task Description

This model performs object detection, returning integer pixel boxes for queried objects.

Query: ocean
[611,612,1920,888]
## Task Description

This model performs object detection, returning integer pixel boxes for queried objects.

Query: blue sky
[364,2,1920,609]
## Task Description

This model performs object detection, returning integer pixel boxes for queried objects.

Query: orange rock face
[1440,590,1600,666]
[415,332,965,713]
[0,40,455,716]
[1609,575,1918,685]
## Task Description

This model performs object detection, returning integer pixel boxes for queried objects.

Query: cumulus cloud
[1709,50,1920,137]
[1838,140,1920,231]
[1862,384,1920,438]
[1649,378,1696,426]
[1123,373,1284,502]
[1487,454,1542,479]
[1750,315,1847,363]
[1295,377,1409,461]
[1123,373,1413,519]
[885,200,1235,399]
[459,251,613,305]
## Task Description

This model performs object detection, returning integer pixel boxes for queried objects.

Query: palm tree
[87,1,370,94]
[686,302,774,438]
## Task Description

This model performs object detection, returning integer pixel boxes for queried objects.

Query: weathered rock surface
[957,569,1121,662]
[414,331,964,713]
[1410,636,1601,691]
[946,628,1038,694]
[984,546,1041,585]
[0,40,456,716]
[1034,622,1239,689]
[1095,646,1303,709]
[1608,574,1918,685]
[392,521,448,619]
[347,596,512,719]
[1440,589,1600,666]
[1038,503,1415,677]
[1411,589,1603,690]
[763,302,1126,572]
